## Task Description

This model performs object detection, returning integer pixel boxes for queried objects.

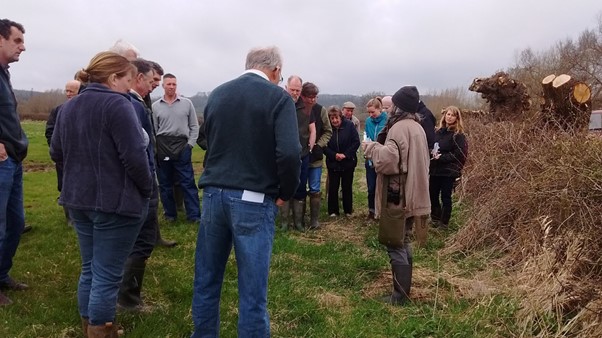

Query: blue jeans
[293,155,309,200]
[70,206,147,325]
[192,186,277,338]
[307,166,322,194]
[157,145,200,220]
[0,157,25,282]
[365,161,377,213]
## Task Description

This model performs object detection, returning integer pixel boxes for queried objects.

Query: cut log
[541,75,556,111]
[542,74,556,85]
[540,74,592,132]
[552,74,571,88]
[572,82,591,104]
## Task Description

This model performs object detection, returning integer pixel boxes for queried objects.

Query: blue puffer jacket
[50,83,152,218]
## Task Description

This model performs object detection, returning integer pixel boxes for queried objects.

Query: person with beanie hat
[391,86,420,113]
[361,85,431,305]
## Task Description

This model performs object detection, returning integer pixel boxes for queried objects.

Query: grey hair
[109,39,140,58]
[390,106,420,122]
[245,46,282,70]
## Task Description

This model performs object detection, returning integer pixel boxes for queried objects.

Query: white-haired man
[191,46,300,337]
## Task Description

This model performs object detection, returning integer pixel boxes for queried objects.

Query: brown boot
[0,290,12,306]
[87,322,120,338]
[81,317,89,337]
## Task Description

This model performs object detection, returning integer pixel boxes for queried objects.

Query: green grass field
[0,121,519,337]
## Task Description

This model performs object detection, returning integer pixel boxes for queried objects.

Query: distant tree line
[17,14,602,123]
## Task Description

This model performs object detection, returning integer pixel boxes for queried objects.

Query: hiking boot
[0,277,29,291]
[0,291,12,306]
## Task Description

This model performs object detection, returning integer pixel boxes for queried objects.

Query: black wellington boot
[382,261,413,306]
[291,199,306,231]
[117,257,146,311]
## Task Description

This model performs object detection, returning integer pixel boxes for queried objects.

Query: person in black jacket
[325,105,360,216]
[45,80,81,225]
[417,100,437,150]
[429,106,467,228]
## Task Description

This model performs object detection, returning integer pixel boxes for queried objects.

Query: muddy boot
[117,257,146,311]
[155,225,177,248]
[87,322,120,338]
[413,215,429,248]
[279,201,291,231]
[82,317,89,337]
[291,198,305,231]
[382,261,412,306]
[308,192,321,229]
[0,291,12,306]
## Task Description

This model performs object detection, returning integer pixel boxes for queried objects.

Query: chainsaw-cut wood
[542,74,556,85]
[540,74,592,132]
[572,82,591,104]
[552,74,571,88]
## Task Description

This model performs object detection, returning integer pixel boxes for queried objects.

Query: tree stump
[469,71,531,122]
[540,73,592,131]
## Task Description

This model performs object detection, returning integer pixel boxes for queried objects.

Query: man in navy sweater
[0,19,28,307]
[192,46,300,337]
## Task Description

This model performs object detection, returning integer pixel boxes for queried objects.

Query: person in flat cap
[342,101,360,135]
[361,85,430,306]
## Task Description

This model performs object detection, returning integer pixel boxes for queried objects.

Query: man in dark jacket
[192,46,300,337]
[45,80,81,225]
[0,19,29,307]
[417,100,436,150]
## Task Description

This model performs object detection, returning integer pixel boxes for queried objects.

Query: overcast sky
[3,0,601,97]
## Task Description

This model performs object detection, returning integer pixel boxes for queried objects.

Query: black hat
[392,86,419,113]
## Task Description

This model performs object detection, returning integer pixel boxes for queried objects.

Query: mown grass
[0,121,519,337]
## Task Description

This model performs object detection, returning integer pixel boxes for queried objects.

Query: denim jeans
[157,145,200,220]
[70,205,147,325]
[0,157,25,282]
[191,186,277,338]
[293,155,309,200]
[365,161,377,213]
[307,166,322,194]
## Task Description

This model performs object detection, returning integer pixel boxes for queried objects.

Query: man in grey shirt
[152,73,200,222]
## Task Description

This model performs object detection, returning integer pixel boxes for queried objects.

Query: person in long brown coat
[362,86,430,305]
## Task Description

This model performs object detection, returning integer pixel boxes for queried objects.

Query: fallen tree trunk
[469,72,531,122]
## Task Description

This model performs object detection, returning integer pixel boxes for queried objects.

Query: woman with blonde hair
[364,96,387,220]
[429,106,467,229]
[50,51,152,337]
